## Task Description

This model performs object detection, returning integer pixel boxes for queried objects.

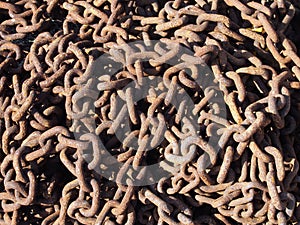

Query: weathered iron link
[0,0,300,224]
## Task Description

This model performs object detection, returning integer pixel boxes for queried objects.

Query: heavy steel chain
[1,0,300,224]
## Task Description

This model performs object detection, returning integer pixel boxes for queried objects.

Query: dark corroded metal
[0,0,300,224]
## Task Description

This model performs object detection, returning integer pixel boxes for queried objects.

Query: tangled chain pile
[1,0,300,224]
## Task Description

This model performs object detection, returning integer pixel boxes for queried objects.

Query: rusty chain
[1,0,300,224]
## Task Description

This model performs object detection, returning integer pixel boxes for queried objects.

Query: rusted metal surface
[0,0,300,224]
